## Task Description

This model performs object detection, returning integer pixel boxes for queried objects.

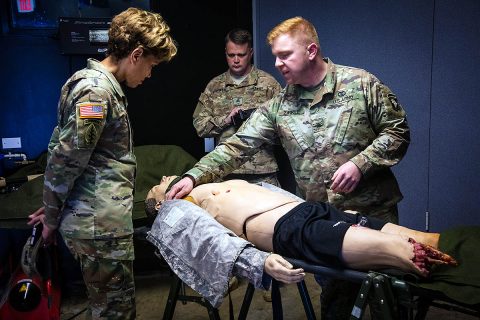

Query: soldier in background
[193,28,282,186]
[168,16,410,320]
[27,8,177,319]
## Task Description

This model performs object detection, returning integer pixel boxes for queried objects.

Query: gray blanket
[146,199,266,307]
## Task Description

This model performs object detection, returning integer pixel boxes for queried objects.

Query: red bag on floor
[0,266,60,320]
[0,224,61,319]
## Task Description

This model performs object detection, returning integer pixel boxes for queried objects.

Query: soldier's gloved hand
[232,108,255,127]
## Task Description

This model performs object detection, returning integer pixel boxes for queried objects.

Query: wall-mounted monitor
[58,17,111,55]
[5,0,150,30]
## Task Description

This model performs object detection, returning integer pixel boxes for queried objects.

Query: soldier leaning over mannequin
[189,59,409,221]
[169,17,410,320]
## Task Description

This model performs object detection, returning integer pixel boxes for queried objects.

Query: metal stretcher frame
[237,258,366,320]
[162,272,220,320]
[236,258,480,320]
[160,255,366,320]
[159,249,479,320]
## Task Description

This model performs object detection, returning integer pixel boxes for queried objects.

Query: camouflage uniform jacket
[147,199,269,308]
[187,59,410,215]
[193,66,281,174]
[43,58,136,240]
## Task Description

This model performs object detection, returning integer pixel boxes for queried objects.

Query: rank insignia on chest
[232,97,243,106]
[78,102,105,119]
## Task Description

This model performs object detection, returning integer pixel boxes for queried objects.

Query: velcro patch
[78,102,105,119]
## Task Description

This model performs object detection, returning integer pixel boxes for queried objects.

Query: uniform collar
[225,65,259,87]
[287,58,336,108]
[87,58,127,100]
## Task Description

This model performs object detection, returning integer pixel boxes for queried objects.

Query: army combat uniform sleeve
[43,83,110,230]
[187,101,279,183]
[348,73,410,177]
[192,68,282,176]
[185,60,409,216]
[266,78,282,99]
[193,77,231,138]
[192,69,282,139]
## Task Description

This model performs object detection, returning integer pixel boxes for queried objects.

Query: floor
[61,272,321,320]
[60,270,478,320]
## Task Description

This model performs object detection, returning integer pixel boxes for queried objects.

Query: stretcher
[250,258,480,320]
[158,254,479,320]
[147,180,479,319]
[239,224,480,320]
[149,199,479,320]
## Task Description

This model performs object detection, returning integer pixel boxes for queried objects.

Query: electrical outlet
[2,137,22,149]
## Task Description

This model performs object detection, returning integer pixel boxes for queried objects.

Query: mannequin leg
[341,226,420,275]
[341,226,457,276]
[380,223,440,248]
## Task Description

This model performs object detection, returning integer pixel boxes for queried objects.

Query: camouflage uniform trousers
[316,205,399,320]
[62,234,135,320]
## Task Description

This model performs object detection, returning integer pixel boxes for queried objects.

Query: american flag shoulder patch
[77,102,105,119]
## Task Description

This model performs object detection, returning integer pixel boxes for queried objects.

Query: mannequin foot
[409,238,458,276]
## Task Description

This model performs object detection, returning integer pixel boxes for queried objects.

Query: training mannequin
[146,177,457,277]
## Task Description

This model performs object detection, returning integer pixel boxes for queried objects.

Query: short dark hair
[225,28,252,47]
